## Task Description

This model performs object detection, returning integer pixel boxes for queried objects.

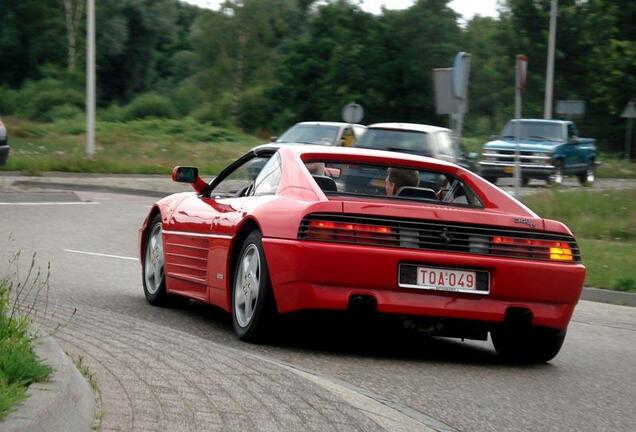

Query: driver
[385,167,419,196]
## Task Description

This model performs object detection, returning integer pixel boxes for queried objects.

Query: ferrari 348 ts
[139,145,585,362]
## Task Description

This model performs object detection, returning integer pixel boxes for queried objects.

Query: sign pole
[544,0,557,119]
[623,100,636,160]
[514,55,527,198]
[627,118,634,161]
[86,0,95,156]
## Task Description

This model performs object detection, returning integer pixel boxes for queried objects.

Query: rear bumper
[0,142,9,166]
[263,238,585,330]
[479,161,554,178]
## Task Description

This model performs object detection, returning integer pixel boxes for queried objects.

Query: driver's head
[385,167,419,196]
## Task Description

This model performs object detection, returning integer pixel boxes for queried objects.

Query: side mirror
[172,166,208,194]
[467,152,478,160]
[489,135,498,141]
[270,136,278,142]
[172,166,198,183]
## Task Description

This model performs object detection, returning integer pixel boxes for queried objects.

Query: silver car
[0,118,8,166]
[275,121,366,147]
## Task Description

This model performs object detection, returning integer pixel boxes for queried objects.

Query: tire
[231,230,277,342]
[142,214,171,306]
[483,176,498,184]
[491,326,566,363]
[548,161,564,186]
[577,162,595,186]
[521,177,530,187]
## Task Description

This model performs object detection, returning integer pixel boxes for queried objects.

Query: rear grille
[297,213,581,263]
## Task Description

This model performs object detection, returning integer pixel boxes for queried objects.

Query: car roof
[510,119,570,124]
[254,143,457,169]
[295,121,366,128]
[367,122,450,133]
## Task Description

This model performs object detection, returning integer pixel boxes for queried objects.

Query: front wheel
[491,326,566,363]
[143,214,171,306]
[232,231,277,342]
[578,162,595,186]
[548,161,564,186]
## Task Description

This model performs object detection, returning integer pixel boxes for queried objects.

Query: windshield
[277,124,340,145]
[354,129,431,156]
[500,121,563,142]
[304,160,482,208]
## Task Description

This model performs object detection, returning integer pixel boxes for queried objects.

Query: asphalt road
[1,189,635,432]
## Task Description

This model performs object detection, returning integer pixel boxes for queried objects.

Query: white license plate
[414,267,480,293]
[503,166,514,174]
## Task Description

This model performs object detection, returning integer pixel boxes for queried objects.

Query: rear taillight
[491,236,573,262]
[306,220,397,246]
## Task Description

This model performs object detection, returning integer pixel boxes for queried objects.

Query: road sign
[556,100,585,118]
[342,102,364,124]
[622,101,636,118]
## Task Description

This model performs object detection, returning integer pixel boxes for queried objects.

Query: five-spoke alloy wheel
[143,214,170,305]
[232,231,276,342]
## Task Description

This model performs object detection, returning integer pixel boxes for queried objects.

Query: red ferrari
[139,145,585,362]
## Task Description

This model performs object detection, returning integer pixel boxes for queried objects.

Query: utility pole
[544,0,557,119]
[86,0,95,156]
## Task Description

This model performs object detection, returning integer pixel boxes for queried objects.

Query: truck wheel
[491,326,566,363]
[578,162,595,186]
[483,176,498,184]
[521,177,530,187]
[548,161,564,186]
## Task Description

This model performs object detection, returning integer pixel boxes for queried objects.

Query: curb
[581,287,636,307]
[1,335,95,432]
[12,180,171,198]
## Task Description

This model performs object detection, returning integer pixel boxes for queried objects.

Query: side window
[567,124,578,140]
[436,132,455,157]
[253,153,281,195]
[212,155,271,197]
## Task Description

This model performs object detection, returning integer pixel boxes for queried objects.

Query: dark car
[0,118,8,166]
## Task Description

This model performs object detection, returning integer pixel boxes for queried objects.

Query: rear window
[355,128,430,156]
[277,124,340,145]
[304,161,482,208]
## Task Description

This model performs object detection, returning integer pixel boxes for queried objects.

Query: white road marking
[64,249,138,261]
[0,201,100,206]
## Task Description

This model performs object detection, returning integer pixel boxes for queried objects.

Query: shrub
[98,104,126,122]
[43,104,83,121]
[123,93,176,120]
[0,87,18,116]
[15,78,84,121]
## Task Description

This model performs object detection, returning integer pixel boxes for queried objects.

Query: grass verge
[1,116,260,175]
[0,279,52,420]
[523,189,636,292]
[69,353,102,431]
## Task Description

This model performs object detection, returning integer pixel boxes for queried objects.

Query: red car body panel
[140,146,586,330]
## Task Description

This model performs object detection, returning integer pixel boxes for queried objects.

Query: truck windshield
[354,129,431,156]
[501,121,563,142]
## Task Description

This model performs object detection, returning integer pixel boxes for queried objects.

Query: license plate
[503,166,514,174]
[399,264,489,294]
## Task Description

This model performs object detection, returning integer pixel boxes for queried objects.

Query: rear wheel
[491,326,566,363]
[232,231,277,342]
[521,177,530,187]
[578,162,595,186]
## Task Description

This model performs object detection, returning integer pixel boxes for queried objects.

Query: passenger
[305,162,326,176]
[385,167,419,196]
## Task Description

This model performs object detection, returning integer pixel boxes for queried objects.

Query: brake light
[491,236,573,261]
[306,220,396,245]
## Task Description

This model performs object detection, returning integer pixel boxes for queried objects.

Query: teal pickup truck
[479,119,597,186]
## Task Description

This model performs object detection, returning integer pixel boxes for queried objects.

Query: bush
[123,93,176,120]
[190,93,233,128]
[0,87,18,116]
[15,78,84,121]
[98,104,126,122]
[43,104,83,121]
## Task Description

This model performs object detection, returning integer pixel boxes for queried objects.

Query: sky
[183,0,500,21]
